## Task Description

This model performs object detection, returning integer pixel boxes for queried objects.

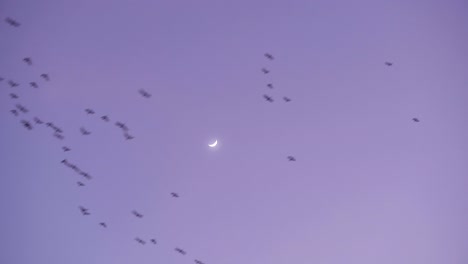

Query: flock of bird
[2,16,208,264]
[2,15,422,262]
[261,53,291,103]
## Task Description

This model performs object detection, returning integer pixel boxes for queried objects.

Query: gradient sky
[1,0,468,263]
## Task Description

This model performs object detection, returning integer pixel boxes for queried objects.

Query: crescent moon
[208,140,218,147]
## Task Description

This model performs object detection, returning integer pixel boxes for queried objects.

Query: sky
[1,0,468,263]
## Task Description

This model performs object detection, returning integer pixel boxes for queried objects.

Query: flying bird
[385,62,393,66]
[99,222,107,228]
[54,133,64,140]
[171,192,179,198]
[283,96,291,102]
[33,117,43,124]
[5,18,20,27]
[62,146,71,152]
[9,93,19,99]
[267,83,273,89]
[263,94,274,102]
[132,210,143,218]
[101,115,109,122]
[0,77,4,82]
[23,57,32,65]
[195,260,205,264]
[80,127,91,135]
[115,122,129,131]
[16,104,28,113]
[10,109,19,116]
[80,172,92,180]
[77,181,85,187]
[138,89,151,98]
[21,120,33,130]
[261,68,270,74]
[85,108,95,115]
[124,133,134,140]
[8,80,19,87]
[150,239,157,244]
[30,82,38,88]
[264,53,274,60]
[175,248,186,255]
[79,206,90,215]
[412,118,420,122]
[40,74,50,81]
[135,237,146,245]
[287,156,296,161]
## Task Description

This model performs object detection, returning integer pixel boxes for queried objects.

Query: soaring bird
[385,62,393,66]
[5,18,20,27]
[261,68,270,74]
[264,53,274,60]
[283,97,291,102]
[267,83,274,89]
[412,118,420,122]
[30,82,38,88]
[9,93,19,99]
[287,156,296,161]
[171,192,180,198]
[40,74,50,81]
[263,94,274,102]
[23,57,32,65]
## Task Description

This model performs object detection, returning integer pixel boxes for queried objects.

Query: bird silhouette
[40,74,50,81]
[23,57,32,65]
[5,17,20,27]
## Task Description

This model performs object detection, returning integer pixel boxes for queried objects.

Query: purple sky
[1,0,468,263]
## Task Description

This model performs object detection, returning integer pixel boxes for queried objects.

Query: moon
[208,140,218,147]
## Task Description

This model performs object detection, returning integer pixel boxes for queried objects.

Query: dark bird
[46,122,54,127]
[54,133,64,140]
[150,239,157,244]
[77,181,85,187]
[40,74,50,81]
[62,146,71,152]
[115,122,129,131]
[9,93,19,99]
[385,62,393,66]
[261,68,270,74]
[30,82,38,88]
[175,248,186,255]
[263,94,274,102]
[135,237,146,245]
[85,108,95,115]
[99,222,107,228]
[267,83,274,89]
[79,206,90,215]
[171,192,179,198]
[54,127,63,133]
[21,120,33,130]
[287,156,296,161]
[23,57,32,65]
[8,80,19,87]
[101,115,109,122]
[0,77,4,82]
[124,133,134,140]
[10,109,19,116]
[138,89,151,98]
[412,118,420,122]
[132,210,143,218]
[33,117,43,124]
[264,53,274,60]
[16,104,28,113]
[79,172,92,180]
[195,260,205,264]
[5,17,20,27]
[80,127,91,135]
[283,96,291,102]
[61,159,68,164]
